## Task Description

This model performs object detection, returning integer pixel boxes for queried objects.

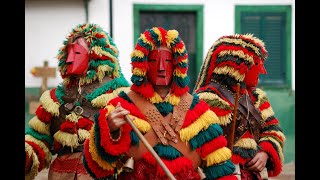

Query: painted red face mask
[244,60,267,87]
[147,47,174,86]
[65,38,89,76]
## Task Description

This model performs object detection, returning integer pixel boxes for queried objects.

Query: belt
[57,145,84,156]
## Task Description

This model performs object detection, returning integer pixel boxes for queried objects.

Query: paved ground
[34,156,295,180]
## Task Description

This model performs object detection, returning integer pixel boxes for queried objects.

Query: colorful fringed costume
[83,27,237,180]
[25,23,130,180]
[194,34,285,179]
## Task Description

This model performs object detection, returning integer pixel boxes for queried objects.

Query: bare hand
[245,151,269,172]
[107,102,129,132]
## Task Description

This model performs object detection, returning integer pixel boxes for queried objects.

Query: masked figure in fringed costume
[82,27,238,180]
[25,23,130,180]
[193,34,285,180]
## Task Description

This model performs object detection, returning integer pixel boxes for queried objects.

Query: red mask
[147,48,174,86]
[244,60,267,87]
[65,38,89,76]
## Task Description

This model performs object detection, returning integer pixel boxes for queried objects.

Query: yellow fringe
[166,30,179,47]
[88,128,116,170]
[25,135,52,167]
[174,69,187,78]
[65,112,80,123]
[218,114,232,126]
[91,87,130,108]
[204,147,232,167]
[213,66,245,81]
[141,34,155,50]
[133,117,151,133]
[255,88,267,107]
[261,107,275,120]
[53,131,79,148]
[197,92,230,106]
[133,68,146,76]
[149,93,163,104]
[219,50,254,64]
[25,142,39,180]
[175,46,186,54]
[234,138,258,149]
[91,46,118,63]
[180,110,219,142]
[78,128,90,142]
[131,49,145,58]
[153,27,163,42]
[39,90,60,116]
[97,65,113,80]
[259,136,284,162]
[28,116,50,136]
[212,37,264,57]
[167,94,180,106]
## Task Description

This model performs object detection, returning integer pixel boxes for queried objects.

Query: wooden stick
[124,115,177,180]
[227,83,241,151]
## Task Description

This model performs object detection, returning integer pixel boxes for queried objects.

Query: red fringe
[35,105,52,123]
[135,44,149,56]
[97,108,132,156]
[171,84,188,97]
[241,131,254,139]
[182,100,209,128]
[25,140,46,171]
[259,101,271,111]
[260,132,284,142]
[259,141,282,177]
[197,135,228,158]
[264,118,279,126]
[131,84,154,99]
[77,118,94,131]
[90,52,112,61]
[210,107,232,117]
[60,121,77,134]
[50,88,59,103]
[83,139,115,178]
[109,96,146,120]
[143,152,194,176]
[158,27,168,45]
[216,174,238,180]
[95,33,104,38]
[231,154,248,165]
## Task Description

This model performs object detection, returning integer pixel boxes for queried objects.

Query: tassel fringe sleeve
[181,98,237,179]
[83,98,133,179]
[255,88,285,177]
[25,89,57,178]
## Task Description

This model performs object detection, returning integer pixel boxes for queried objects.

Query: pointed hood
[130,27,190,104]
[56,23,125,86]
[194,34,268,94]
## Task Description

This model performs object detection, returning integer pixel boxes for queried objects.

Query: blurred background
[25,0,295,179]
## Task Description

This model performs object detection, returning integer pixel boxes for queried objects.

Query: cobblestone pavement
[34,156,295,180]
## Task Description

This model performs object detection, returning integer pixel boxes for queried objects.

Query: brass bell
[123,157,134,173]
[197,167,206,180]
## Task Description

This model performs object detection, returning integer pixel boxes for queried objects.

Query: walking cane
[228,83,241,180]
[124,115,177,180]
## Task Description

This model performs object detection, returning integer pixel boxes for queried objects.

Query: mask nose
[66,44,75,63]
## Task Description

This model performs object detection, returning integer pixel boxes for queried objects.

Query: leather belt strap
[207,81,264,143]
[126,91,201,169]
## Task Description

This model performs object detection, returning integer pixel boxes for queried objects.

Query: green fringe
[189,124,223,150]
[173,76,189,87]
[25,128,53,147]
[203,160,235,179]
[233,146,260,159]
[154,144,181,160]
[190,94,200,109]
[130,131,139,145]
[154,102,173,116]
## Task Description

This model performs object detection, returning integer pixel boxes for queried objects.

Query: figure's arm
[83,95,133,179]
[25,89,57,180]
[255,88,285,177]
[179,96,237,180]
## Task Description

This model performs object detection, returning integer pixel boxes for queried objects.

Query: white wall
[25,0,86,87]
[25,0,295,90]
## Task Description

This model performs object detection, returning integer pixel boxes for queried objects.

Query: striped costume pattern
[83,27,237,180]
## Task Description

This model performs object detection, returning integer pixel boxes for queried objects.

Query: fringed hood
[130,27,190,104]
[194,34,268,94]
[56,23,125,86]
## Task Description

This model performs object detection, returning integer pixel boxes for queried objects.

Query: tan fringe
[25,135,52,167]
[234,138,258,149]
[53,131,79,149]
[39,90,60,116]
[25,142,39,180]
[28,116,50,136]
[78,128,90,142]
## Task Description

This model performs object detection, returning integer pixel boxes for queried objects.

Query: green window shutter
[240,12,286,87]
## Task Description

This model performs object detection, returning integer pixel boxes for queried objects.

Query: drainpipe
[84,0,89,22]
[109,0,113,38]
